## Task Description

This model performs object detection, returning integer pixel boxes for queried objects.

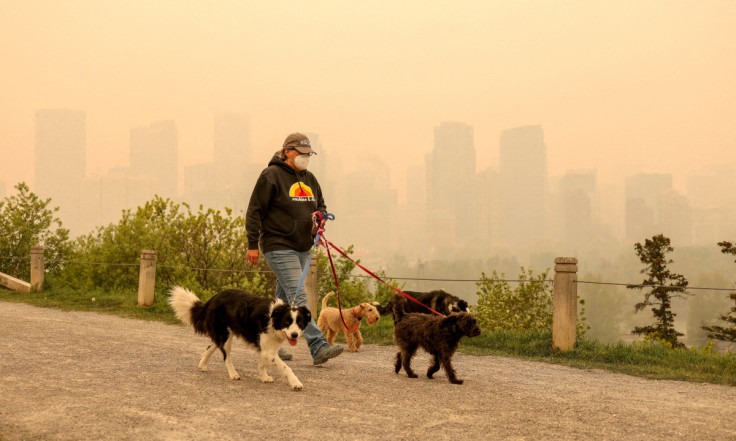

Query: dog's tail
[391,294,407,324]
[321,291,334,310]
[169,286,204,329]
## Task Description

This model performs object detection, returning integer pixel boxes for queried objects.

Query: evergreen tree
[628,234,688,348]
[701,242,736,346]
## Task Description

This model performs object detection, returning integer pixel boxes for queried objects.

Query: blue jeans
[264,249,329,358]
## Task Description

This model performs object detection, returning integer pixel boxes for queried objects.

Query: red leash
[321,236,445,317]
[323,239,361,331]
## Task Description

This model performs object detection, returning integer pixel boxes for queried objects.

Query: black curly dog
[391,294,481,384]
[372,289,469,317]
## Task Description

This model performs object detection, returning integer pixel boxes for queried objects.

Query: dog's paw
[260,375,274,383]
[407,373,418,378]
[290,380,304,391]
[198,365,208,372]
[451,379,464,385]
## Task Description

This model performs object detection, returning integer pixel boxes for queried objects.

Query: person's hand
[246,249,259,266]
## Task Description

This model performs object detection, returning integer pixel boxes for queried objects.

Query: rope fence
[3,250,735,351]
[3,256,734,293]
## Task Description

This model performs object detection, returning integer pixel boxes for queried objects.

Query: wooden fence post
[306,255,319,314]
[137,250,157,307]
[553,257,578,351]
[30,245,44,292]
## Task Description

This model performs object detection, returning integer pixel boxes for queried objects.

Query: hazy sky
[2,1,735,194]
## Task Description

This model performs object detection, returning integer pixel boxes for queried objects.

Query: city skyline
[14,110,736,265]
[2,2,735,198]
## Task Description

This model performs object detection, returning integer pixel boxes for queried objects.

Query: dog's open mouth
[288,337,298,346]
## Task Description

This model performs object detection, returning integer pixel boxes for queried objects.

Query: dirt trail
[1,302,735,441]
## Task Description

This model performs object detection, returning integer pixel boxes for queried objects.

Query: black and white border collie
[169,286,311,390]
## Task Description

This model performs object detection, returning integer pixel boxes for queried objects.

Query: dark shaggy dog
[169,286,311,390]
[373,289,469,317]
[392,294,480,384]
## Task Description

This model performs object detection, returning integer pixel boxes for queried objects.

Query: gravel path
[1,302,735,441]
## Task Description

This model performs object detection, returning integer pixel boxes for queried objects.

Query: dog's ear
[296,306,311,330]
[269,303,289,330]
[440,314,459,332]
[458,300,469,311]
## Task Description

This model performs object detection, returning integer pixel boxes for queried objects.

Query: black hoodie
[246,152,326,253]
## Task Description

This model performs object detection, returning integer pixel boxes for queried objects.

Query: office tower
[395,164,429,256]
[34,109,86,234]
[498,125,547,245]
[426,122,476,248]
[657,190,692,245]
[79,176,102,234]
[559,170,597,245]
[214,113,250,166]
[130,120,178,198]
[101,170,129,226]
[335,156,397,254]
[476,167,499,245]
[624,173,672,241]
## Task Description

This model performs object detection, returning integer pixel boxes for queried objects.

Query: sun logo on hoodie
[289,182,315,201]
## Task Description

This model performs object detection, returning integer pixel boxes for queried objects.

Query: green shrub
[54,197,270,297]
[474,267,553,331]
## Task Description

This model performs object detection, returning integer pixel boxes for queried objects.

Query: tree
[0,182,71,281]
[628,234,688,348]
[700,242,736,348]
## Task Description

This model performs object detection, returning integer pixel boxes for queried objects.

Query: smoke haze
[2,1,735,190]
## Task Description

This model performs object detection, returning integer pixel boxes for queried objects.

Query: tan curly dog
[317,292,381,352]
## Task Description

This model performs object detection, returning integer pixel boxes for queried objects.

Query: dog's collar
[352,307,360,322]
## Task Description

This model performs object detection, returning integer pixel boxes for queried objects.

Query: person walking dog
[246,132,343,365]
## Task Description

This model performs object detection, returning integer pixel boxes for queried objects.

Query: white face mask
[294,154,310,170]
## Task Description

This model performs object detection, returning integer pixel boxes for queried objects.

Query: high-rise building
[101,170,129,226]
[657,190,692,245]
[397,165,429,256]
[426,122,476,249]
[624,173,672,241]
[214,113,250,166]
[79,175,102,234]
[476,167,499,245]
[559,170,597,245]
[130,120,178,198]
[183,115,261,214]
[334,156,397,255]
[34,109,86,234]
[498,125,547,246]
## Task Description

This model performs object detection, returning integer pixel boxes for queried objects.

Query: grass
[2,287,735,386]
[0,287,180,325]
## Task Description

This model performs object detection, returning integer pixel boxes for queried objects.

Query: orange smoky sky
[1,1,735,193]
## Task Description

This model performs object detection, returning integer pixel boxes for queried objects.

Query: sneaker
[278,348,293,361]
[312,344,344,365]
